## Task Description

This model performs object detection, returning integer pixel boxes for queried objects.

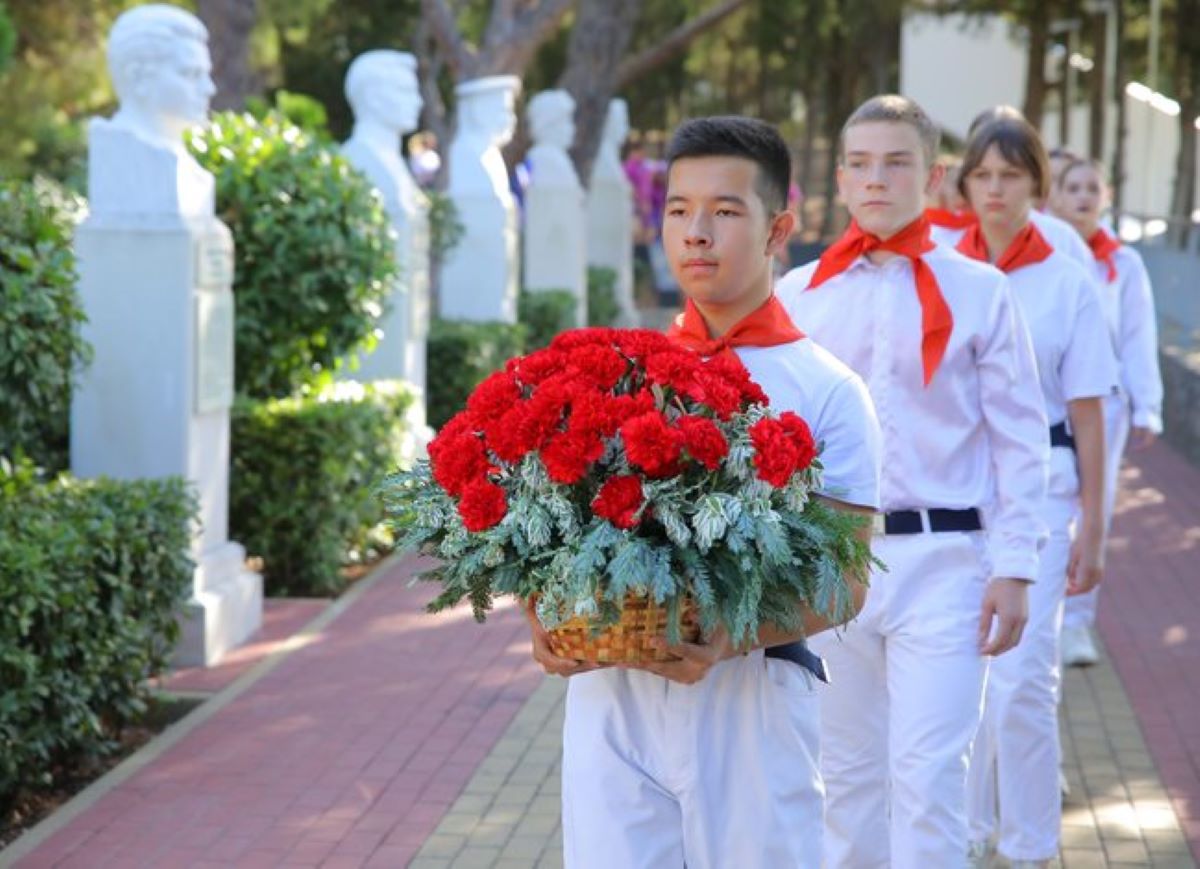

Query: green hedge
[0,458,196,811]
[0,178,90,472]
[587,266,621,327]
[426,319,526,430]
[230,380,414,597]
[518,290,576,350]
[188,112,397,399]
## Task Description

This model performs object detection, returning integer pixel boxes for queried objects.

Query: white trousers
[561,651,823,868]
[808,531,990,869]
[967,494,1075,860]
[1064,395,1130,630]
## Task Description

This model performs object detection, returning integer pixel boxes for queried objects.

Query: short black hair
[665,116,791,213]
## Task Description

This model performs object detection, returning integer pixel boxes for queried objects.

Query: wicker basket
[547,594,700,663]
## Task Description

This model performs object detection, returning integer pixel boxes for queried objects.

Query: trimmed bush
[426,319,526,430]
[518,290,577,350]
[0,458,196,811]
[587,266,621,327]
[230,380,414,596]
[187,112,397,399]
[0,179,90,472]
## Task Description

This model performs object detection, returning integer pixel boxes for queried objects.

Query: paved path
[5,443,1199,868]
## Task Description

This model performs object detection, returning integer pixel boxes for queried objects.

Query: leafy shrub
[587,266,621,327]
[0,458,196,811]
[229,380,414,596]
[0,3,14,76]
[518,290,577,350]
[0,178,90,471]
[246,89,331,141]
[188,112,397,399]
[427,190,465,262]
[426,319,526,430]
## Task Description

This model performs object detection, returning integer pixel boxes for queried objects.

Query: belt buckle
[871,513,886,536]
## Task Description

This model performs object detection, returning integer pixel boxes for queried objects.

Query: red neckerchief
[925,206,978,231]
[809,216,952,387]
[667,295,804,364]
[1087,228,1121,283]
[956,222,1054,273]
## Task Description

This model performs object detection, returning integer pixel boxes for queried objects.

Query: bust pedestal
[72,122,262,667]
[524,145,587,325]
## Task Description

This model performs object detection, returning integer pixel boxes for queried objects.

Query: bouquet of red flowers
[381,327,872,660]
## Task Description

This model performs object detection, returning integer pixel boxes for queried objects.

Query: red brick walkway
[1099,441,1200,862]
[11,557,542,868]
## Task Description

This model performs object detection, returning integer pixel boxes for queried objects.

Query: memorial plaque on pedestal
[195,231,234,288]
[195,290,234,415]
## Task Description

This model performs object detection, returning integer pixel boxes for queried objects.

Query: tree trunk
[1023,0,1050,129]
[1112,0,1127,214]
[1169,2,1200,248]
[557,0,644,186]
[196,0,259,110]
[1088,8,1108,160]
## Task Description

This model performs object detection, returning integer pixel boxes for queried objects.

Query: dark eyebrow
[665,194,749,207]
[845,150,917,159]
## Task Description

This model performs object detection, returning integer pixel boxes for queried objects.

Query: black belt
[1050,421,1075,451]
[881,507,983,534]
[765,640,829,683]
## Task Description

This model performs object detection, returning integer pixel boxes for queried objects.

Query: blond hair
[841,95,940,165]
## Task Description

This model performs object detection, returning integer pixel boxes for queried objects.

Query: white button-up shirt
[777,245,1049,581]
[1005,250,1118,498]
[1087,246,1165,432]
[932,209,1093,273]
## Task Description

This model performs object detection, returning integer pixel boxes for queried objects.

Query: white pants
[561,651,823,868]
[1064,395,1130,630]
[808,531,991,869]
[967,494,1075,860]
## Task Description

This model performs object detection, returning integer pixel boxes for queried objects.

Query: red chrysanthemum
[541,430,604,484]
[466,371,521,423]
[779,411,817,471]
[677,415,729,471]
[457,478,508,531]
[749,417,800,488]
[431,432,491,497]
[621,411,683,478]
[591,475,646,529]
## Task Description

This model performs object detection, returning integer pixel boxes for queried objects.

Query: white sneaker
[968,839,996,868]
[1061,625,1099,667]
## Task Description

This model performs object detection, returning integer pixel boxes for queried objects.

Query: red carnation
[467,371,521,423]
[706,356,770,406]
[458,478,508,531]
[429,411,476,459]
[541,430,604,485]
[483,402,535,463]
[592,475,645,529]
[550,327,618,352]
[569,344,629,390]
[682,371,743,420]
[778,411,817,471]
[616,330,675,359]
[677,415,729,471]
[508,347,567,386]
[621,411,683,478]
[644,350,703,392]
[431,432,491,497]
[750,417,800,487]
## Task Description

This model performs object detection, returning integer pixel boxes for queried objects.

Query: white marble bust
[89,3,217,220]
[341,50,430,387]
[587,98,637,323]
[523,89,586,323]
[440,75,522,322]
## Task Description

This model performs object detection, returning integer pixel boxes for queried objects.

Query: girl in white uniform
[1054,158,1165,665]
[956,117,1118,869]
[527,117,883,869]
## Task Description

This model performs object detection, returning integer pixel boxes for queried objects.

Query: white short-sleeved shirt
[735,338,882,511]
[1086,246,1164,432]
[778,245,1049,581]
[1005,250,1119,496]
[931,209,1093,273]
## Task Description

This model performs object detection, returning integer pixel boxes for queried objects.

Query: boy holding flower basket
[384,117,881,867]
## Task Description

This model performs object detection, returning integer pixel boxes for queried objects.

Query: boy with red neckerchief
[776,94,1051,868]
[526,116,882,868]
